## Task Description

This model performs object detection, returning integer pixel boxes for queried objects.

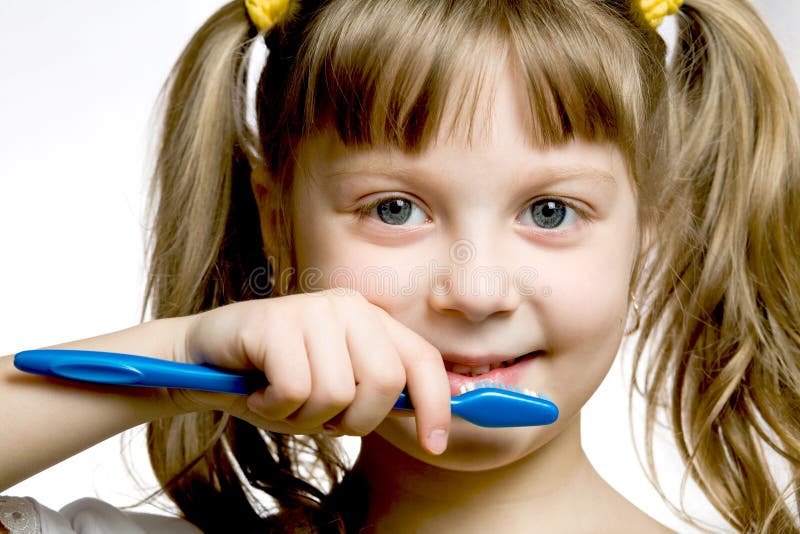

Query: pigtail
[137,3,269,531]
[142,2,259,321]
[134,2,359,532]
[634,0,800,531]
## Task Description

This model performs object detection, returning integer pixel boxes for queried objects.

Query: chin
[375,415,562,472]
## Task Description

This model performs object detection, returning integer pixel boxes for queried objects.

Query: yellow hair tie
[639,0,683,29]
[244,0,298,33]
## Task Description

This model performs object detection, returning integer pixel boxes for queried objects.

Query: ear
[250,165,281,256]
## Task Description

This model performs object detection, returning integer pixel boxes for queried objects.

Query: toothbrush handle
[15,349,417,412]
[14,350,560,428]
[13,349,267,395]
[393,391,414,410]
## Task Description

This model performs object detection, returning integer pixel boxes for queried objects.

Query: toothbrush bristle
[457,380,542,398]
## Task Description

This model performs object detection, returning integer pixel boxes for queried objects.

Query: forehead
[299,54,519,159]
[293,58,631,192]
[287,0,647,157]
[294,129,629,204]
[429,48,526,149]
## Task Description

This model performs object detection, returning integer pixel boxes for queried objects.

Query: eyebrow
[540,166,618,188]
[322,162,618,190]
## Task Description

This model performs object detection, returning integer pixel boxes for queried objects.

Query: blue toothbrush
[392,381,557,427]
[13,349,559,428]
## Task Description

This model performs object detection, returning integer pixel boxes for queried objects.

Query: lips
[445,351,541,396]
[447,353,532,377]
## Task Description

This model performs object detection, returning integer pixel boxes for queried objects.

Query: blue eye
[520,199,582,230]
[356,195,585,230]
[357,196,427,226]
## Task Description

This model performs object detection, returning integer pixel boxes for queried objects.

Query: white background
[1,1,797,531]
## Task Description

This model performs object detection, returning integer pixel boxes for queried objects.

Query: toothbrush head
[450,380,559,427]
[392,380,559,428]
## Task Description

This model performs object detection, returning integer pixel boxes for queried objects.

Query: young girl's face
[285,61,639,471]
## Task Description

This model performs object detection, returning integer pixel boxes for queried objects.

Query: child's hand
[171,289,451,455]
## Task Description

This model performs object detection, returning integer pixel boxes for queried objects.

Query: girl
[2,1,798,533]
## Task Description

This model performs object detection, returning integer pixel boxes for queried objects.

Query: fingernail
[427,428,448,455]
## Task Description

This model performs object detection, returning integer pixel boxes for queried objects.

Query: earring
[265,244,294,296]
[625,293,641,336]
[247,251,276,298]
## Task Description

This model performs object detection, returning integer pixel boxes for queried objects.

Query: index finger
[374,309,450,455]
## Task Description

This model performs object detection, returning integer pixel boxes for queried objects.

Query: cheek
[540,216,637,336]
[292,242,425,331]
[543,257,629,338]
[291,203,364,289]
[293,225,416,299]
[291,185,424,296]
[532,229,636,407]
[292,205,424,298]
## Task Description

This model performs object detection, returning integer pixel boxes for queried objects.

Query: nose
[427,239,522,322]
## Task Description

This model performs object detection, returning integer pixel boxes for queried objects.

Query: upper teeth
[450,356,524,377]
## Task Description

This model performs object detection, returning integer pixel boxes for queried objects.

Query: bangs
[284,0,653,155]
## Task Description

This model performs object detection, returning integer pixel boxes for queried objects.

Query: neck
[354,415,605,532]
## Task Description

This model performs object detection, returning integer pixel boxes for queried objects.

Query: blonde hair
[632,1,800,532]
[128,0,798,531]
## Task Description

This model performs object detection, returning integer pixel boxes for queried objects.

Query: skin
[0,56,669,528]
[253,58,672,531]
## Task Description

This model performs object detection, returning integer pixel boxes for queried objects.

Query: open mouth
[445,351,542,378]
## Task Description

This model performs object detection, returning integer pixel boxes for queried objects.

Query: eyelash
[354,195,590,229]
